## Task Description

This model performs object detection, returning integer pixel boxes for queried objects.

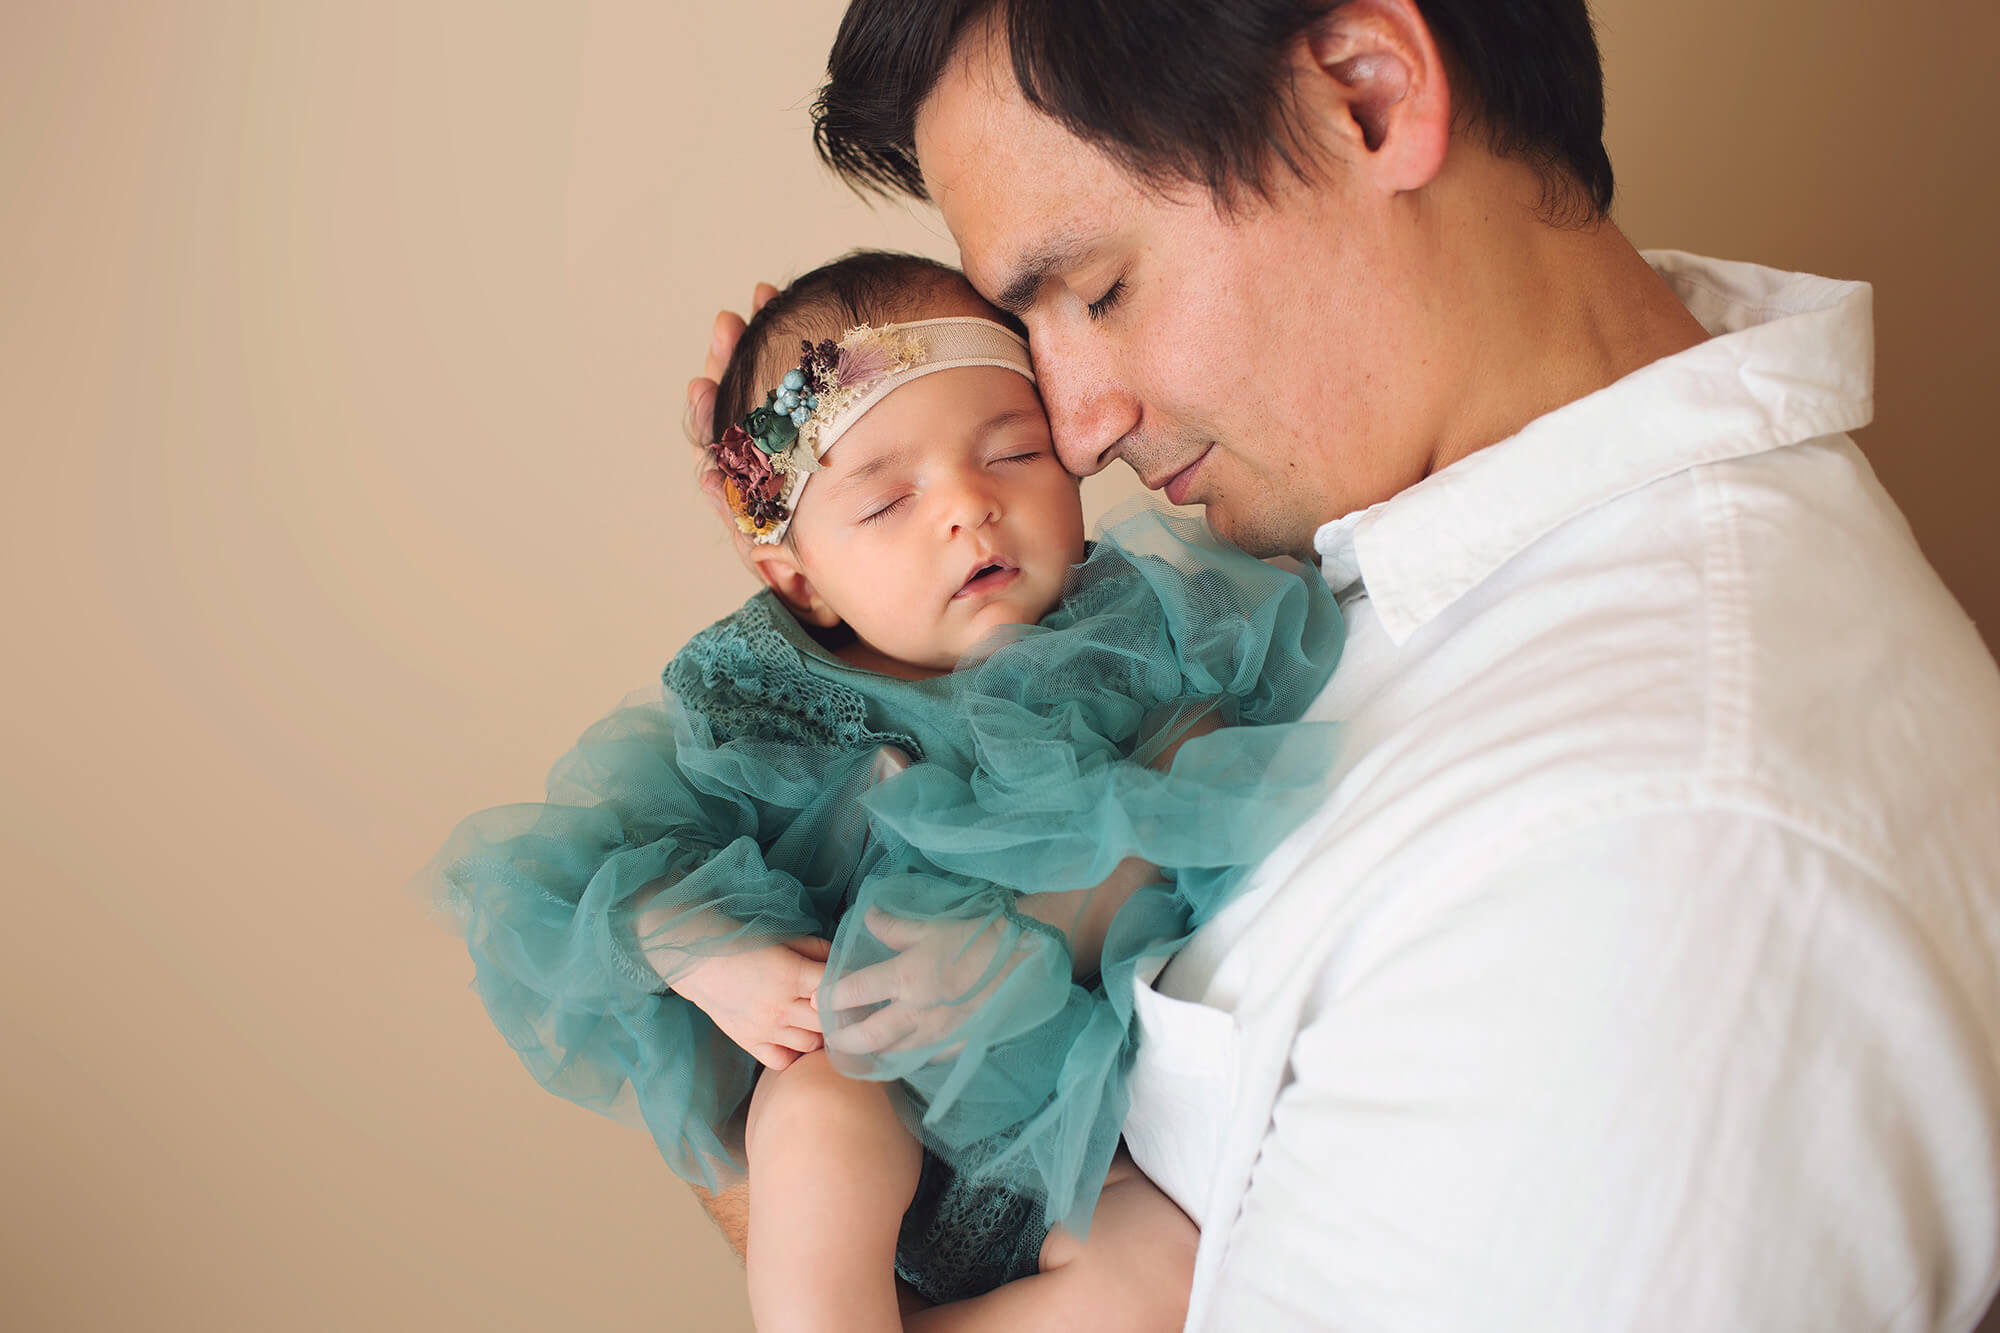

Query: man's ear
[1291,0,1451,195]
[749,543,842,628]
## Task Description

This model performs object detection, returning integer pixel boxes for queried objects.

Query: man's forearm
[690,1178,750,1261]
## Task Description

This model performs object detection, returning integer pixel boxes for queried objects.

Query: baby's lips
[955,555,1018,595]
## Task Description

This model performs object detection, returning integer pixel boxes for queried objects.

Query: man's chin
[1201,500,1314,560]
[1197,506,1242,550]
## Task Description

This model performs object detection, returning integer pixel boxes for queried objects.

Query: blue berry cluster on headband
[736,339,840,457]
[773,368,819,427]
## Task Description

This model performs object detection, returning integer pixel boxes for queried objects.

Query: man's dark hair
[813,0,1613,222]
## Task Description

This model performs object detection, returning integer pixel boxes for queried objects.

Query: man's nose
[1036,347,1140,478]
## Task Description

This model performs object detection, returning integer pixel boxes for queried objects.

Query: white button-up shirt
[1124,252,2000,1332]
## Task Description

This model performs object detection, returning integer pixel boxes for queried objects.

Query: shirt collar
[1312,251,1876,644]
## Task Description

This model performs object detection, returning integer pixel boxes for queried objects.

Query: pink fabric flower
[712,425,782,506]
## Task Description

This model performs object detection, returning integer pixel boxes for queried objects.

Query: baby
[426,251,1343,1329]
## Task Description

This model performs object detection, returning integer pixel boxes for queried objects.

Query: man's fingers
[687,285,777,446]
[828,1006,919,1056]
[863,907,938,951]
[694,459,731,517]
[827,960,900,1010]
[685,376,719,448]
[703,308,748,383]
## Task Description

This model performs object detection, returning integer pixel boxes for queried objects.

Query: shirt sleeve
[1202,809,2000,1332]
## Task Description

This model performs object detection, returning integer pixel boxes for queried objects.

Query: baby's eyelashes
[858,495,911,525]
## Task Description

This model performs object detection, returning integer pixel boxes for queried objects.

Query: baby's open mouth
[955,560,1019,598]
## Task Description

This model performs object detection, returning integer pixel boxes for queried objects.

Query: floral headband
[709,316,1036,544]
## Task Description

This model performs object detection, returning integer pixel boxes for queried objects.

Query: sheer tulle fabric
[826,508,1344,1235]
[422,505,1343,1241]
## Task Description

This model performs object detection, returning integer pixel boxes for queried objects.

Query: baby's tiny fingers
[788,935,833,963]
[788,997,822,1032]
[791,954,829,994]
[748,1043,797,1071]
[778,1027,823,1054]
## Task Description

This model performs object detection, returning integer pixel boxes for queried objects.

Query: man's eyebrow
[991,234,1095,314]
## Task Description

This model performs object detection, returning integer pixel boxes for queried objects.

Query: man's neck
[1422,180,1712,480]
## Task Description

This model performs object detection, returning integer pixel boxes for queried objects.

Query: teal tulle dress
[424,506,1343,1303]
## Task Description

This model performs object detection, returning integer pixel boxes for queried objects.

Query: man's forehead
[915,29,1117,289]
[912,12,1029,168]
[916,59,1042,199]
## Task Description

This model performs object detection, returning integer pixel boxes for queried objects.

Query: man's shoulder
[1218,433,2000,988]
[1429,432,1996,833]
[1672,434,2000,854]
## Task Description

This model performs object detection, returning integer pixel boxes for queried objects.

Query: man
[690,2,2000,1327]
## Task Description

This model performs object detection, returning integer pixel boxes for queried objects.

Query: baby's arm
[635,742,918,1067]
[632,893,827,1070]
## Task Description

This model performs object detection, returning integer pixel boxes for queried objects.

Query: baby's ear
[749,544,842,628]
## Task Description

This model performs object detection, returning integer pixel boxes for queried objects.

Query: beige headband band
[712,316,1036,545]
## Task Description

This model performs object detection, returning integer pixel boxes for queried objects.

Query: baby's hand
[671,935,829,1071]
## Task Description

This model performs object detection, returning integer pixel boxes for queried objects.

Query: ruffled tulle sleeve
[421,623,894,1191]
[823,504,1346,1234]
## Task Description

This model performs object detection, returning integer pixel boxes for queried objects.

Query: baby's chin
[952,596,1061,650]
[850,586,1065,674]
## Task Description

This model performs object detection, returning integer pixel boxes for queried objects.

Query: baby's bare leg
[903,1152,1197,1333]
[743,1051,923,1332]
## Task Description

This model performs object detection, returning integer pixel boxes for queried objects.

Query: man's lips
[1156,446,1213,506]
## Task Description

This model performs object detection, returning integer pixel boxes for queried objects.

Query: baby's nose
[942,477,1000,534]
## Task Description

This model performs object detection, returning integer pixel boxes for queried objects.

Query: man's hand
[824,906,1069,1060]
[670,935,830,1070]
[685,283,778,575]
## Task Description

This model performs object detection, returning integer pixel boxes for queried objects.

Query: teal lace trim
[665,595,921,757]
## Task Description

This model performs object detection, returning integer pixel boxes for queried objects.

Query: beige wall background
[2,3,1993,1330]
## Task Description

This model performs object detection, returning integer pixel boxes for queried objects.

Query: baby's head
[708,251,1085,678]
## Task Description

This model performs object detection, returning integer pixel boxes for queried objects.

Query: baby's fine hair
[710,250,1019,448]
